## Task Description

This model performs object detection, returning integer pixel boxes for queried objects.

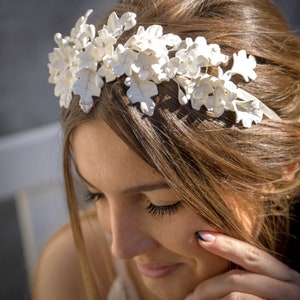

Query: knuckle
[244,246,262,265]
[226,269,245,287]
[225,292,242,300]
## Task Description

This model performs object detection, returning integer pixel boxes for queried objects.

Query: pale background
[0,0,298,299]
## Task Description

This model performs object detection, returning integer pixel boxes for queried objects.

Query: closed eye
[84,191,105,203]
[145,201,182,217]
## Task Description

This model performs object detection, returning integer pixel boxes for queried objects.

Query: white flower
[131,51,169,83]
[175,75,194,103]
[191,37,228,67]
[98,44,137,82]
[104,11,137,38]
[48,35,78,81]
[125,25,169,57]
[77,43,98,70]
[206,86,234,117]
[73,68,104,112]
[161,33,182,48]
[111,44,137,76]
[232,99,263,128]
[191,75,214,110]
[125,74,157,116]
[97,58,118,83]
[207,43,229,66]
[176,39,210,78]
[176,51,201,78]
[48,41,79,108]
[154,57,180,82]
[175,39,201,77]
[48,48,65,84]
[48,10,97,110]
[54,69,76,109]
[78,29,116,71]
[175,37,229,79]
[131,52,156,80]
[70,9,96,49]
[223,50,257,82]
[93,28,116,55]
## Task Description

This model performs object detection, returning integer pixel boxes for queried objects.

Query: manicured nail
[196,231,216,242]
[185,293,193,300]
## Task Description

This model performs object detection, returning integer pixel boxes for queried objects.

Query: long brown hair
[61,0,300,298]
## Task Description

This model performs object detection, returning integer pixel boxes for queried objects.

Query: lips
[135,261,182,279]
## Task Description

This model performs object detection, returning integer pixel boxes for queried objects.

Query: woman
[34,0,300,299]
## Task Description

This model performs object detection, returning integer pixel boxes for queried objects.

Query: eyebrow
[75,166,170,195]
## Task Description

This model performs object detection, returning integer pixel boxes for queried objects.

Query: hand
[185,231,300,300]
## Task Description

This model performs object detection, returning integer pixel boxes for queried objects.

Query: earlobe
[282,162,299,181]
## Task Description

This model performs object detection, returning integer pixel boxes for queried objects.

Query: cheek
[156,211,228,264]
[155,211,229,282]
[156,211,207,253]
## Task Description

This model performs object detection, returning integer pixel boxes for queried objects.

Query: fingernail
[185,293,193,300]
[195,231,215,242]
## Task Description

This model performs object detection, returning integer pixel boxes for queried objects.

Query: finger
[196,231,295,281]
[219,292,264,300]
[188,269,300,300]
[186,291,263,300]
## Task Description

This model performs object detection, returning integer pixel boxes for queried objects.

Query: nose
[109,203,159,260]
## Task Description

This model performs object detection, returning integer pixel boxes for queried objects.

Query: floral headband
[48,9,280,128]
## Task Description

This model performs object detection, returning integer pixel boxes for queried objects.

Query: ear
[282,162,299,181]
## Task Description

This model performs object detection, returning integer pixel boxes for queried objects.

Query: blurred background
[0,0,299,299]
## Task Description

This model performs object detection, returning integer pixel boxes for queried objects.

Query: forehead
[71,120,162,192]
[72,119,132,166]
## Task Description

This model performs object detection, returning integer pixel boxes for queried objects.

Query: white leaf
[125,75,157,115]
[73,68,103,112]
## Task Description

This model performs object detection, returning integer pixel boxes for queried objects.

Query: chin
[142,276,194,300]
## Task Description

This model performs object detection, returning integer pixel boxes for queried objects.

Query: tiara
[48,9,280,128]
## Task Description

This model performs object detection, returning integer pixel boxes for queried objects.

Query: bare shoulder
[32,208,115,300]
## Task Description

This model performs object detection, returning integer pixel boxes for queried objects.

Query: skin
[71,119,300,300]
[189,233,300,299]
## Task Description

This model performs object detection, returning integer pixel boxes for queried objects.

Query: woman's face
[72,120,229,300]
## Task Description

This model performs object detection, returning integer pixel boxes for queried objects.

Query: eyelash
[84,192,182,217]
[84,192,104,203]
[145,201,182,217]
